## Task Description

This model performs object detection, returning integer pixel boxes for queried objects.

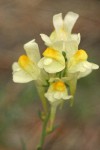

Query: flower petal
[78,62,99,78]
[71,33,81,45]
[92,63,99,69]
[38,58,65,73]
[45,92,55,102]
[38,57,45,68]
[50,31,57,42]
[43,58,53,65]
[68,61,88,73]
[54,92,62,99]
[78,69,92,79]
[24,40,40,63]
[12,62,21,72]
[65,40,78,59]
[44,59,65,73]
[51,41,66,52]
[64,11,79,33]
[63,92,73,99]
[68,61,99,74]
[43,48,65,64]
[12,62,33,83]
[53,13,63,32]
[40,34,52,46]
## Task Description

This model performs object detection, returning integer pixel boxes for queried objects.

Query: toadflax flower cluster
[12,12,99,107]
[12,12,99,149]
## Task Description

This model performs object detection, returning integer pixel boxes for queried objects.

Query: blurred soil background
[0,0,100,150]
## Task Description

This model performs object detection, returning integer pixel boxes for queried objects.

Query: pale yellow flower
[67,49,99,78]
[50,11,79,41]
[40,12,80,52]
[38,47,65,73]
[45,80,72,104]
[12,40,40,83]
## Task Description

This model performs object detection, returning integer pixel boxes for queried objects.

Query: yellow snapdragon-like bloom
[67,49,99,77]
[12,40,40,83]
[45,80,72,103]
[40,12,80,55]
[68,49,88,67]
[50,12,79,42]
[38,48,65,73]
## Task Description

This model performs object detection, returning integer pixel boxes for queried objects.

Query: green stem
[35,81,48,114]
[37,113,50,150]
[48,105,57,132]
[39,90,48,114]
[69,77,77,107]
[70,98,74,107]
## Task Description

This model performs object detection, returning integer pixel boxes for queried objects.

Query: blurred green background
[0,0,100,150]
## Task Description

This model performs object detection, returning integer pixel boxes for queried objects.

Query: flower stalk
[35,82,48,115]
[37,112,50,150]
[47,104,57,132]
